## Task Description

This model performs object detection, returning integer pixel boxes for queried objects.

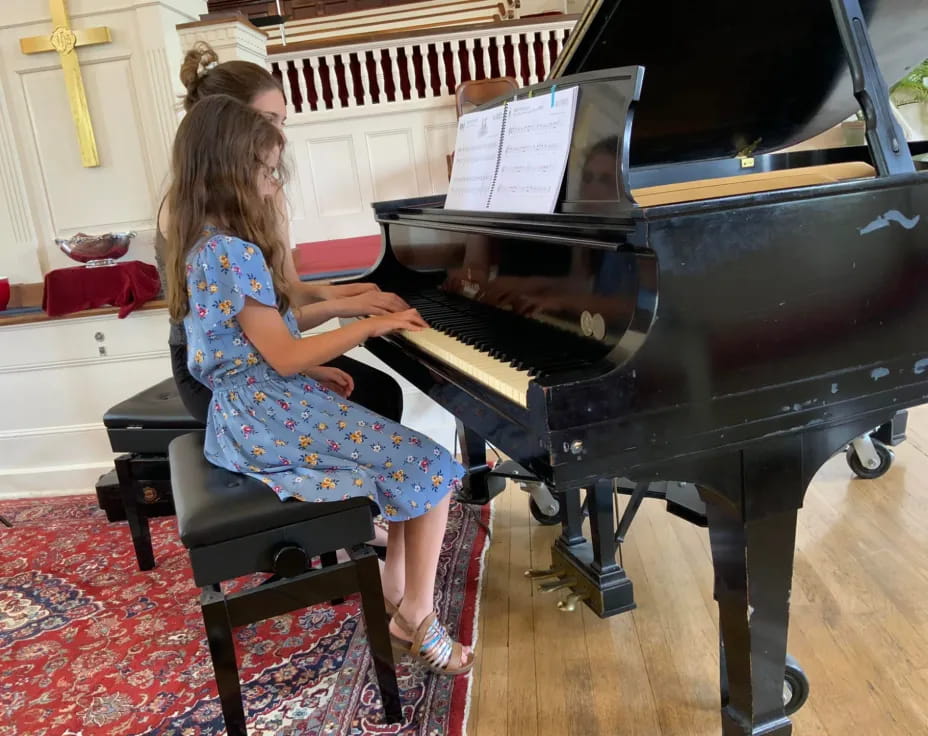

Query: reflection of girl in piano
[164,95,474,676]
[443,136,637,336]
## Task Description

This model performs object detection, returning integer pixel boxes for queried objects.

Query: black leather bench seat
[169,433,376,586]
[104,378,203,453]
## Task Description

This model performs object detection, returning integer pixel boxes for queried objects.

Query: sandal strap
[404,611,462,671]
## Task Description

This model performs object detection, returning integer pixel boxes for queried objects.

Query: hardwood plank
[471,486,511,736]
[506,488,538,736]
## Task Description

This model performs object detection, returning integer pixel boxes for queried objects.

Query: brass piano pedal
[524,567,558,580]
[538,577,576,594]
[557,593,588,612]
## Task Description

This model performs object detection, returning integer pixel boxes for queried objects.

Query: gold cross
[19,0,112,168]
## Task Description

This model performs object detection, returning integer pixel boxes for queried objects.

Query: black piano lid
[551,0,928,167]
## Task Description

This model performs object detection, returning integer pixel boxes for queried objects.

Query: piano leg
[693,430,823,736]
[704,496,797,736]
[559,487,586,547]
[685,414,898,735]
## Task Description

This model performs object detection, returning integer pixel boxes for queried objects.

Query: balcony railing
[268,15,577,115]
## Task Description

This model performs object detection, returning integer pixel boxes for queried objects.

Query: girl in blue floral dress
[164,94,473,675]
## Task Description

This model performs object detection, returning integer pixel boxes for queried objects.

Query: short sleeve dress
[183,227,464,521]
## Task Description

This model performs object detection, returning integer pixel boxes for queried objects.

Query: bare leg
[380,521,406,608]
[371,524,389,547]
[389,494,472,666]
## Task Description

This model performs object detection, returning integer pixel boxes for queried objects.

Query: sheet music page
[444,106,506,211]
[488,86,579,214]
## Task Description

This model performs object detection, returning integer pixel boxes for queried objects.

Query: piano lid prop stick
[276,0,287,45]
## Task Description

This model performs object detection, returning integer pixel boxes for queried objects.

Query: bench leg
[201,584,248,736]
[320,551,345,605]
[114,455,155,571]
[355,548,403,724]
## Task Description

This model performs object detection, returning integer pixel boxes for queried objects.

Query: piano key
[398,327,532,408]
[402,288,606,378]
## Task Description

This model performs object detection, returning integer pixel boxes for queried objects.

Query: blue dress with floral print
[183,228,464,520]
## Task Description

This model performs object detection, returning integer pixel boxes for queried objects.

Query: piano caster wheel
[783,654,810,716]
[529,497,561,526]
[846,438,893,480]
[557,593,587,612]
[721,650,809,716]
[524,567,558,580]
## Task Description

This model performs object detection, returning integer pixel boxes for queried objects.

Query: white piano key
[399,327,532,408]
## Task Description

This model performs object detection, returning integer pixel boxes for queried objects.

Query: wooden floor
[465,405,928,736]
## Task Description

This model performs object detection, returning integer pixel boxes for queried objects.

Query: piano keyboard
[381,289,608,409]
[398,327,533,407]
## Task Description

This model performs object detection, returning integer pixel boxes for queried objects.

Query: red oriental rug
[0,495,490,736]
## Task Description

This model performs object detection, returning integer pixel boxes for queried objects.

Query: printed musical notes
[444,106,506,210]
[488,86,578,213]
[444,86,579,214]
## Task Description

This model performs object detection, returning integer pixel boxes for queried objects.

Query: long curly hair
[165,94,290,322]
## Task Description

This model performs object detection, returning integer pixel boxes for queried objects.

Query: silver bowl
[56,231,135,267]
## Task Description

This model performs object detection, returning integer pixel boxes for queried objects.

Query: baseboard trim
[0,422,104,441]
[0,488,98,501]
[0,461,113,498]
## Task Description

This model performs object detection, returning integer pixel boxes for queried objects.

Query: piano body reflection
[342,1,928,733]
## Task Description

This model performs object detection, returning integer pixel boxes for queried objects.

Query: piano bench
[168,432,402,735]
[101,377,204,571]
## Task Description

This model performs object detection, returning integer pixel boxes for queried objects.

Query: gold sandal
[384,597,401,619]
[390,611,474,676]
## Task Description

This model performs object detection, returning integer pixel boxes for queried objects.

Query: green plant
[890,59,928,105]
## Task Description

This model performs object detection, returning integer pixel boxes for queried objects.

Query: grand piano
[342,0,928,733]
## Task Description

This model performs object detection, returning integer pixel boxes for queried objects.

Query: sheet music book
[444,86,579,214]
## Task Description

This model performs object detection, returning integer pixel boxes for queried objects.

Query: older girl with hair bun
[160,42,408,429]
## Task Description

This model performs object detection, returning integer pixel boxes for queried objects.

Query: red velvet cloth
[42,260,161,318]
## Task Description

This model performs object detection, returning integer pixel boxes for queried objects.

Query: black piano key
[397,288,606,379]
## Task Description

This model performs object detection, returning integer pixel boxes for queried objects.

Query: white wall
[0,0,206,283]
[518,0,568,16]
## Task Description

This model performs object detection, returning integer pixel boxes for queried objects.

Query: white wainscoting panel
[307,136,364,218]
[425,121,459,194]
[0,309,172,499]
[286,100,456,244]
[366,129,420,202]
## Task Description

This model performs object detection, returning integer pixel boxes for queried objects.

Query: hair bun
[180,42,220,92]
